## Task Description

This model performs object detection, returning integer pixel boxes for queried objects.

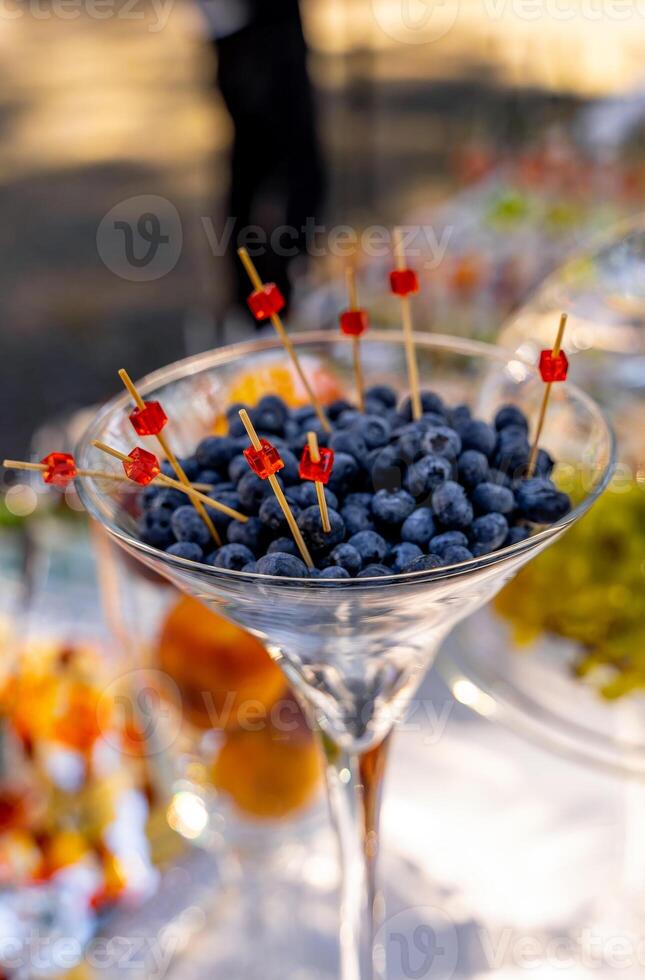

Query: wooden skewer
[393,227,422,421]
[3,459,146,486]
[91,441,248,523]
[118,368,222,546]
[527,312,568,478]
[307,430,331,534]
[237,248,331,433]
[238,409,314,569]
[346,267,365,412]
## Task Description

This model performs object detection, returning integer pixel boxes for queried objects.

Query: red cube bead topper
[129,401,168,437]
[340,309,368,337]
[299,445,334,486]
[123,447,161,486]
[243,439,284,480]
[389,268,419,297]
[41,452,77,488]
[247,283,286,321]
[539,349,569,383]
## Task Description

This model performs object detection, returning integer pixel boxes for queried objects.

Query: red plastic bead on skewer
[539,349,569,383]
[123,447,161,486]
[299,445,334,485]
[339,310,368,337]
[41,452,77,488]
[129,401,168,437]
[389,268,419,297]
[243,439,285,480]
[247,283,286,321]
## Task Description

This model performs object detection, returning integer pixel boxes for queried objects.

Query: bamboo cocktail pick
[237,247,331,433]
[118,368,222,547]
[238,409,314,569]
[339,268,368,412]
[390,228,422,421]
[3,454,140,488]
[527,313,569,478]
[299,431,334,534]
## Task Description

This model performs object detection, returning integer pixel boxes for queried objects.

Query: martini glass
[75,331,614,980]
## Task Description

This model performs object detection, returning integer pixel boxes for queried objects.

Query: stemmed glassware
[76,331,614,980]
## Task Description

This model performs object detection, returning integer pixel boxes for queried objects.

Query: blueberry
[420,426,462,462]
[242,561,258,573]
[290,483,339,512]
[171,506,211,547]
[353,415,391,449]
[328,398,354,421]
[196,469,222,486]
[138,510,175,549]
[387,542,423,572]
[208,543,255,571]
[320,566,351,579]
[292,405,317,426]
[505,525,531,545]
[494,404,528,432]
[405,453,451,499]
[471,482,515,516]
[363,397,389,417]
[400,508,435,547]
[371,489,416,528]
[297,506,345,552]
[357,564,391,578]
[515,478,571,523]
[335,409,361,430]
[228,454,249,484]
[227,516,265,553]
[329,429,368,462]
[256,553,310,578]
[400,390,445,420]
[449,403,472,435]
[366,384,397,409]
[460,419,496,459]
[532,448,555,479]
[470,513,509,554]
[165,541,204,562]
[227,412,249,438]
[327,453,360,496]
[267,537,299,557]
[237,471,277,512]
[395,424,425,463]
[345,492,372,509]
[457,450,489,489]
[494,425,530,477]
[429,531,469,557]
[143,487,186,512]
[177,456,201,481]
[402,554,444,572]
[348,530,388,565]
[370,446,406,493]
[441,545,474,565]
[205,491,244,531]
[488,468,514,489]
[259,495,301,533]
[255,394,288,433]
[326,543,362,576]
[432,481,474,530]
[290,421,330,453]
[196,436,240,472]
[340,504,375,536]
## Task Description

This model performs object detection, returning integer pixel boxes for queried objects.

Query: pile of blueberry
[137,387,571,579]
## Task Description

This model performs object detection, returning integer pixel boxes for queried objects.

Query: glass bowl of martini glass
[75,330,615,980]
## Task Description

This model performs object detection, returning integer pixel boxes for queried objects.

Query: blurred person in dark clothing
[199,0,326,312]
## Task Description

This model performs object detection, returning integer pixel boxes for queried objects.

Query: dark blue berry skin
[371,489,416,528]
[255,395,288,433]
[429,531,469,556]
[205,491,244,532]
[400,508,435,547]
[237,471,276,512]
[345,492,372,509]
[400,390,446,420]
[208,543,255,571]
[387,542,423,572]
[328,398,354,421]
[395,424,425,463]
[197,469,222,486]
[276,449,300,485]
[494,426,530,477]
[402,554,444,572]
[532,449,555,479]
[421,426,462,462]
[242,561,257,573]
[290,483,339,512]
[505,525,531,546]
[196,436,240,472]
[320,566,351,579]
[329,430,368,462]
[357,564,391,578]
[348,530,388,566]
[470,513,509,555]
[290,421,330,453]
[460,419,497,459]
[336,409,361,430]
[292,405,317,426]
[371,446,406,493]
[341,504,375,536]
[441,545,474,565]
[228,454,249,484]
[495,404,528,433]
[488,468,514,489]
[171,506,211,547]
[166,541,204,562]
[143,487,186,512]
[259,496,301,533]
[353,415,391,449]
[267,537,299,557]
[432,481,474,530]
[227,515,265,553]
[449,403,472,435]
[457,450,490,489]
[256,553,310,578]
[227,413,248,438]
[326,453,360,497]
[139,510,175,549]
[177,456,201,481]
[366,384,397,409]
[515,478,571,523]
[471,482,515,516]
[326,543,363,576]
[297,506,345,552]
[405,454,451,500]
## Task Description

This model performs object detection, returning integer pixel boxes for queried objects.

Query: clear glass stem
[322,733,392,980]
